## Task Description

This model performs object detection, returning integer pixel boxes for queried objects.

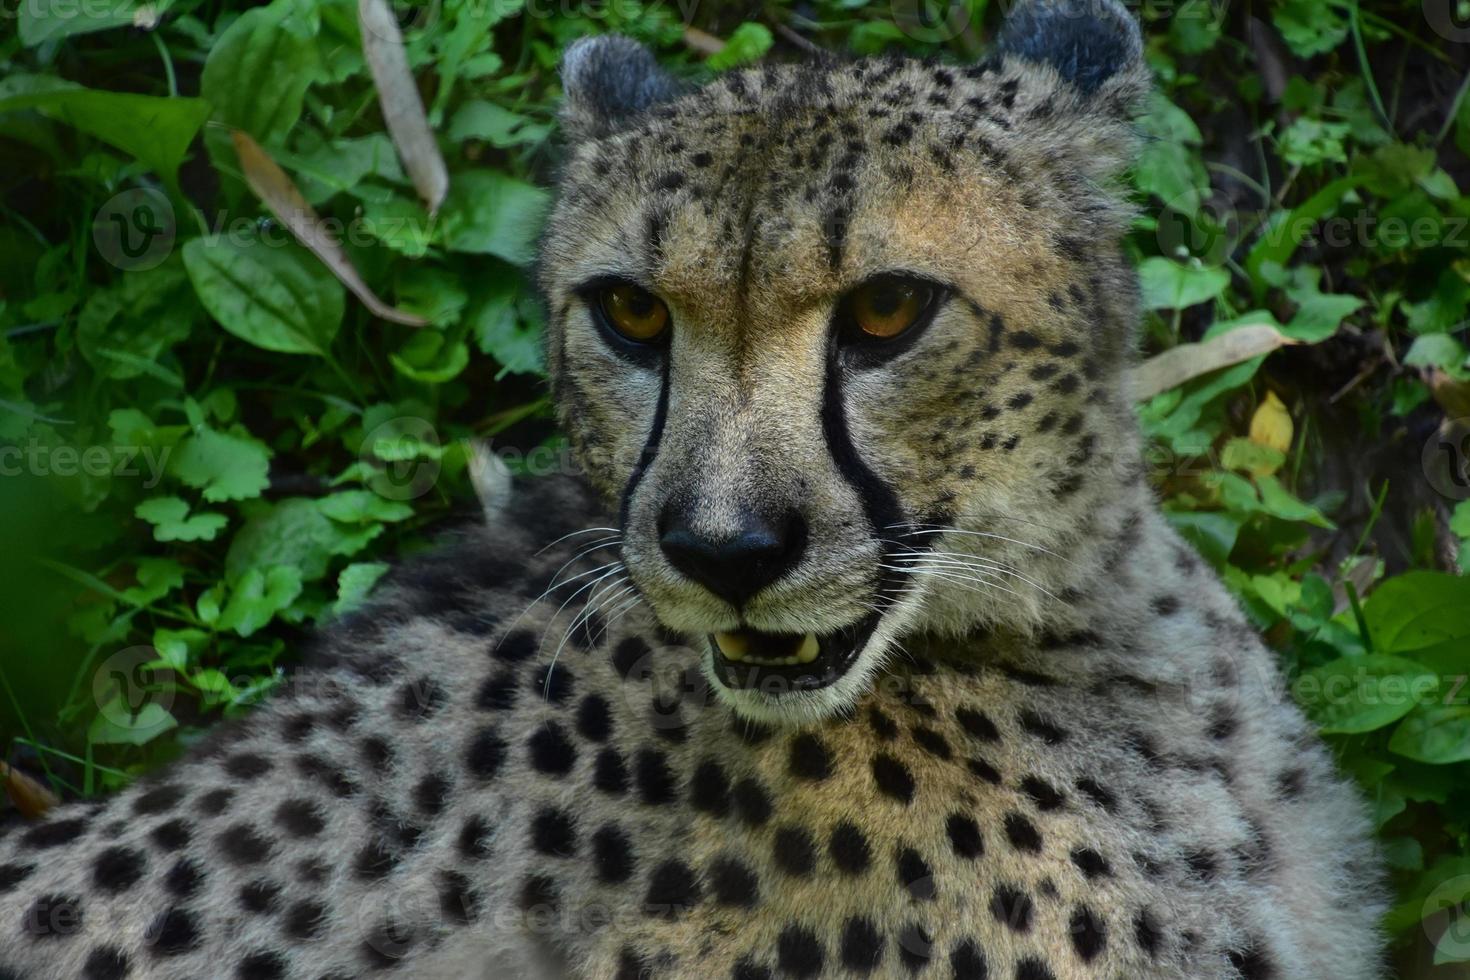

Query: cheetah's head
[539,0,1150,724]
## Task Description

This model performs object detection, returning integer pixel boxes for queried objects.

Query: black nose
[658,504,807,608]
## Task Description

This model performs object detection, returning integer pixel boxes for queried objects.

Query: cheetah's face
[539,2,1149,724]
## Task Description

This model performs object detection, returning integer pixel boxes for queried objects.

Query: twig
[772,20,823,57]
[682,26,725,57]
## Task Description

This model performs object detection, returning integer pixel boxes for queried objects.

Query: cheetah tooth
[714,632,749,661]
[795,633,820,663]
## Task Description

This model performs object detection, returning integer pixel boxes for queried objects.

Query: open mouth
[707,613,881,693]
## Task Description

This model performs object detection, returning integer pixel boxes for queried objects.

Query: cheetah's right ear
[994,0,1146,100]
[559,35,684,143]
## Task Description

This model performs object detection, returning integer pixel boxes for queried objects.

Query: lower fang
[795,634,819,663]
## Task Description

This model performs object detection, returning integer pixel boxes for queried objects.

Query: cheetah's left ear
[993,0,1146,100]
[559,35,684,143]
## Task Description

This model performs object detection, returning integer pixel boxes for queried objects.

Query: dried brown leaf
[1133,323,1298,401]
[1,762,61,820]
[231,130,428,328]
[359,0,448,214]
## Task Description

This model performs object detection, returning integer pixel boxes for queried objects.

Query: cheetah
[0,2,1385,978]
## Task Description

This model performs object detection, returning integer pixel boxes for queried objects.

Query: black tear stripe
[619,356,672,532]
[821,340,929,613]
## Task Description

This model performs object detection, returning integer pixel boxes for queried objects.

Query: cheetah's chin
[705,613,880,694]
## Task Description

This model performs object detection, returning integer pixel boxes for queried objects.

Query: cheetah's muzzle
[707,613,880,693]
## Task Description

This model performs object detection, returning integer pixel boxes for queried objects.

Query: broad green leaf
[218,565,304,637]
[468,271,544,375]
[19,0,171,46]
[1245,178,1360,295]
[334,561,391,615]
[134,496,229,542]
[1297,655,1437,734]
[183,235,343,356]
[1365,572,1470,653]
[169,426,272,503]
[1163,510,1240,565]
[90,700,178,746]
[1404,334,1470,379]
[389,331,471,383]
[708,23,775,71]
[439,172,550,265]
[77,258,199,379]
[152,628,207,672]
[200,4,320,148]
[448,101,552,148]
[0,75,209,190]
[1389,705,1470,765]
[226,497,382,583]
[120,557,186,606]
[1277,118,1351,167]
[1256,473,1335,528]
[1138,257,1229,310]
[1272,0,1347,56]
[317,490,414,523]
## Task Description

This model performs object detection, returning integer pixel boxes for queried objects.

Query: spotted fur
[0,3,1383,978]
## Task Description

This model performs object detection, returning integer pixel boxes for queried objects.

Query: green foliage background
[2,0,1470,971]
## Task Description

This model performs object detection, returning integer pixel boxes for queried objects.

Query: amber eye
[598,283,670,344]
[847,277,935,340]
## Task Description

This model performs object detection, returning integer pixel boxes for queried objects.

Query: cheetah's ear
[559,35,683,143]
[994,0,1145,98]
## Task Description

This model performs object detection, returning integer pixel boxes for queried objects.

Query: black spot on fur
[92,846,146,893]
[871,754,916,804]
[644,860,701,918]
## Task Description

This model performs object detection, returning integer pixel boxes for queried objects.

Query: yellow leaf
[1249,391,1294,454]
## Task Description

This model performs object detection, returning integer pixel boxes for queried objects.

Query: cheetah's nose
[657,504,807,608]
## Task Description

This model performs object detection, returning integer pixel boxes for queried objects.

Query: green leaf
[1296,655,1437,733]
[19,0,171,46]
[183,235,343,356]
[316,490,414,523]
[707,23,775,71]
[1389,705,1470,764]
[1272,0,1348,56]
[226,497,382,583]
[89,700,177,746]
[468,271,545,375]
[77,258,199,379]
[0,75,210,190]
[1138,257,1229,310]
[200,4,320,149]
[334,561,391,615]
[1134,96,1208,213]
[169,426,273,503]
[152,628,207,672]
[1163,510,1241,565]
[447,101,551,148]
[1277,118,1351,167]
[389,331,471,383]
[439,172,550,265]
[218,565,304,638]
[1365,572,1470,653]
[1404,334,1469,379]
[1255,473,1335,528]
[120,557,186,606]
[134,496,230,542]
